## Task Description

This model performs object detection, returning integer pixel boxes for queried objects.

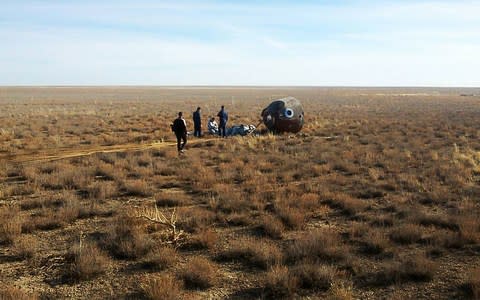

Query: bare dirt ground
[1,87,480,299]
[0,139,213,164]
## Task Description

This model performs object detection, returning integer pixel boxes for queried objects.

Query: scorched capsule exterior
[261,97,304,133]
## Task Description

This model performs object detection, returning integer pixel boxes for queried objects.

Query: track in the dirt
[0,138,216,164]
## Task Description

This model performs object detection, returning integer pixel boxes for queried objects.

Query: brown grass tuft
[141,246,177,270]
[292,263,339,290]
[104,213,153,259]
[275,205,306,230]
[457,215,480,244]
[369,254,437,286]
[321,193,368,216]
[360,230,390,255]
[179,257,219,289]
[177,208,216,233]
[69,241,110,281]
[0,285,38,300]
[264,265,299,298]
[87,181,117,200]
[219,238,283,270]
[185,228,218,250]
[464,268,480,299]
[121,179,153,197]
[326,281,354,300]
[12,235,38,260]
[396,254,437,282]
[142,275,183,300]
[287,229,348,263]
[389,224,424,244]
[155,191,189,207]
[257,214,284,239]
[0,206,23,245]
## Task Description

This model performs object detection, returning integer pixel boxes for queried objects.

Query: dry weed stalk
[136,205,184,246]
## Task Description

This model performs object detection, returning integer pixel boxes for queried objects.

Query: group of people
[171,105,229,153]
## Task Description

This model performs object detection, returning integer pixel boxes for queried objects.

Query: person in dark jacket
[217,105,228,137]
[192,107,202,137]
[171,112,187,153]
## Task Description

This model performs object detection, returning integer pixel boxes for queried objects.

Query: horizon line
[1,85,479,89]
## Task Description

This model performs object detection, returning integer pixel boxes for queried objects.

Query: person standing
[192,107,202,137]
[217,105,228,137]
[171,112,187,153]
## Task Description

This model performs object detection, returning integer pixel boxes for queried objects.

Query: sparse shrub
[150,149,168,158]
[0,206,22,245]
[142,275,183,300]
[215,192,256,214]
[87,181,117,200]
[155,192,189,207]
[105,213,153,259]
[121,179,153,197]
[389,223,424,244]
[25,208,62,232]
[136,153,152,167]
[94,162,118,181]
[39,166,93,190]
[97,153,116,165]
[292,263,338,290]
[349,222,369,239]
[219,238,283,269]
[224,212,252,226]
[257,214,284,239]
[141,247,177,270]
[19,198,46,210]
[396,254,437,281]
[322,193,368,216]
[427,230,467,249]
[69,241,110,281]
[275,205,305,230]
[180,257,218,289]
[357,188,385,199]
[457,215,480,244]
[39,162,58,174]
[13,235,38,260]
[0,285,38,300]
[361,230,390,255]
[287,229,348,263]
[297,193,321,209]
[415,213,456,230]
[464,268,480,299]
[184,228,217,250]
[264,265,298,298]
[154,164,177,176]
[326,281,354,300]
[57,198,81,224]
[370,216,394,227]
[177,208,216,233]
[23,194,80,232]
[5,183,38,197]
[369,254,437,286]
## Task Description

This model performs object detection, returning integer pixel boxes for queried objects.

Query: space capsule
[261,97,304,133]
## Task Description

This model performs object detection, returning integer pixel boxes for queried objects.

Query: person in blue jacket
[192,107,202,137]
[217,105,228,137]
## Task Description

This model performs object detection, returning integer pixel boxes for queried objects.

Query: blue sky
[1,1,479,86]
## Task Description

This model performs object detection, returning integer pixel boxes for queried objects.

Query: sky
[1,0,479,86]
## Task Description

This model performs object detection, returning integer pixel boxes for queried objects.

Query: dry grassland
[1,86,480,299]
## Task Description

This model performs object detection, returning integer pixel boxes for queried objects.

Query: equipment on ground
[227,124,256,136]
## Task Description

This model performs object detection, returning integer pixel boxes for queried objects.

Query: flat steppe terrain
[1,87,479,299]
